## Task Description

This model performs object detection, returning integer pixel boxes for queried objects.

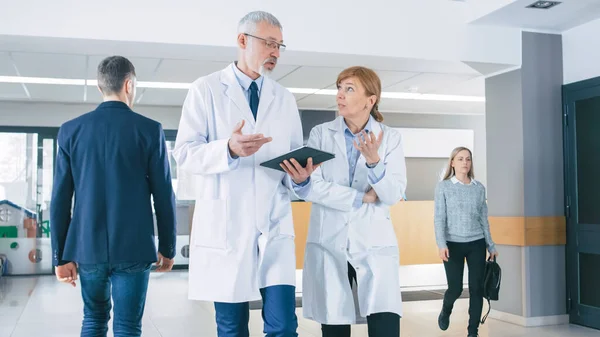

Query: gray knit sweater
[434,177,496,253]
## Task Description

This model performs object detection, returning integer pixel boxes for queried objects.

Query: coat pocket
[191,199,228,250]
[368,210,398,248]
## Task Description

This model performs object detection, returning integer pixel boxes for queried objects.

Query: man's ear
[237,33,248,50]
[125,79,134,95]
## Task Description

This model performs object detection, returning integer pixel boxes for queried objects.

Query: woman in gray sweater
[434,146,498,337]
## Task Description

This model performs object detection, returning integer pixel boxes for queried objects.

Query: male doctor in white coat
[173,11,316,337]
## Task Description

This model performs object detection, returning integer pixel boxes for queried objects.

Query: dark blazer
[50,101,176,266]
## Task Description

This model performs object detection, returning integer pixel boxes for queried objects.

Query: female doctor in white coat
[282,66,407,337]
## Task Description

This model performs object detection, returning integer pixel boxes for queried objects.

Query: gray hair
[237,11,282,34]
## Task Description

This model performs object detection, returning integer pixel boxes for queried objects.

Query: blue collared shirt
[232,62,264,104]
[227,63,264,164]
[294,116,386,208]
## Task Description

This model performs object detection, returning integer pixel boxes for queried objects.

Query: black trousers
[442,239,486,335]
[321,263,400,337]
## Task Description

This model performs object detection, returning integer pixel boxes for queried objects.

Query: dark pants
[78,262,152,337]
[321,263,400,337]
[214,285,298,337]
[442,239,486,335]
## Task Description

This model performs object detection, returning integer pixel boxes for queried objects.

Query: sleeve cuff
[353,192,364,208]
[159,245,176,259]
[292,177,311,199]
[367,160,386,184]
[226,143,240,169]
[293,178,310,187]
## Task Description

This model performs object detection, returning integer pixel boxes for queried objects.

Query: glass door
[0,131,56,275]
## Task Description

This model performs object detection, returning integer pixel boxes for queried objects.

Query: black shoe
[467,334,479,337]
[438,309,450,331]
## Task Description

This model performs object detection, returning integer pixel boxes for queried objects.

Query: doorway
[563,77,600,330]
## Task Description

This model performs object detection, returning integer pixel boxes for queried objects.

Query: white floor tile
[0,272,599,337]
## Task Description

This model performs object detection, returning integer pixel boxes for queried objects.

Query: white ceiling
[472,0,600,32]
[0,51,488,115]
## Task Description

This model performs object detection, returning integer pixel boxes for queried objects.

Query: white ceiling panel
[376,70,420,89]
[379,98,484,115]
[12,52,87,79]
[84,85,104,104]
[27,84,84,103]
[137,88,187,106]
[0,50,488,116]
[385,73,478,94]
[0,52,16,76]
[154,60,298,83]
[269,64,301,82]
[0,83,28,99]
[433,76,485,96]
[153,60,230,82]
[296,94,336,110]
[87,55,161,81]
[322,70,421,91]
[292,93,309,102]
[463,61,516,76]
[278,66,345,89]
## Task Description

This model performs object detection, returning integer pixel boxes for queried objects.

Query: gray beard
[259,65,272,77]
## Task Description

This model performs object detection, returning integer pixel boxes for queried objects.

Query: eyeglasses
[244,33,286,52]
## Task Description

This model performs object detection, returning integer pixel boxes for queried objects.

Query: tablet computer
[260,146,335,172]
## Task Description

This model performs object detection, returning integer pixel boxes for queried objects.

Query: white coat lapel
[329,117,349,172]
[329,116,348,161]
[255,78,275,130]
[221,65,256,127]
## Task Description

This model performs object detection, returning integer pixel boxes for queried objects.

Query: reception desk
[291,201,566,269]
[291,200,440,269]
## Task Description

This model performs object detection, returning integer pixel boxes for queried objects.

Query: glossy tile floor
[0,271,599,337]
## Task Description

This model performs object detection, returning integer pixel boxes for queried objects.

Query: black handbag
[481,256,501,324]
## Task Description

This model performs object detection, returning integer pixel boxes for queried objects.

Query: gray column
[485,31,566,323]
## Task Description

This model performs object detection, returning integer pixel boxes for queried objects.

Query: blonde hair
[336,66,383,122]
[442,147,474,180]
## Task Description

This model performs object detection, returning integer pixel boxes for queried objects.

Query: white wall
[563,17,600,84]
[396,128,474,159]
[0,0,521,66]
[0,102,182,129]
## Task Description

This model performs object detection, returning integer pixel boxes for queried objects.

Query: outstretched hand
[228,120,272,158]
[353,130,383,165]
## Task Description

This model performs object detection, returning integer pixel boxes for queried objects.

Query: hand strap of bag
[481,297,491,324]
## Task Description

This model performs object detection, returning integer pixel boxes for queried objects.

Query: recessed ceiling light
[526,1,561,9]
[0,76,485,103]
[0,76,85,86]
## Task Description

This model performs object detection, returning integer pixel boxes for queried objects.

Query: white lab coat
[172,63,303,303]
[301,116,407,324]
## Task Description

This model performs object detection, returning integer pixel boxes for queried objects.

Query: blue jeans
[78,262,152,337]
[214,285,298,337]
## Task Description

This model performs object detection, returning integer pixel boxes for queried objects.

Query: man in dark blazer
[50,55,177,337]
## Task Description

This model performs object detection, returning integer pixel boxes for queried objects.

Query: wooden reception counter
[291,200,440,269]
[188,200,566,270]
[291,201,566,269]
